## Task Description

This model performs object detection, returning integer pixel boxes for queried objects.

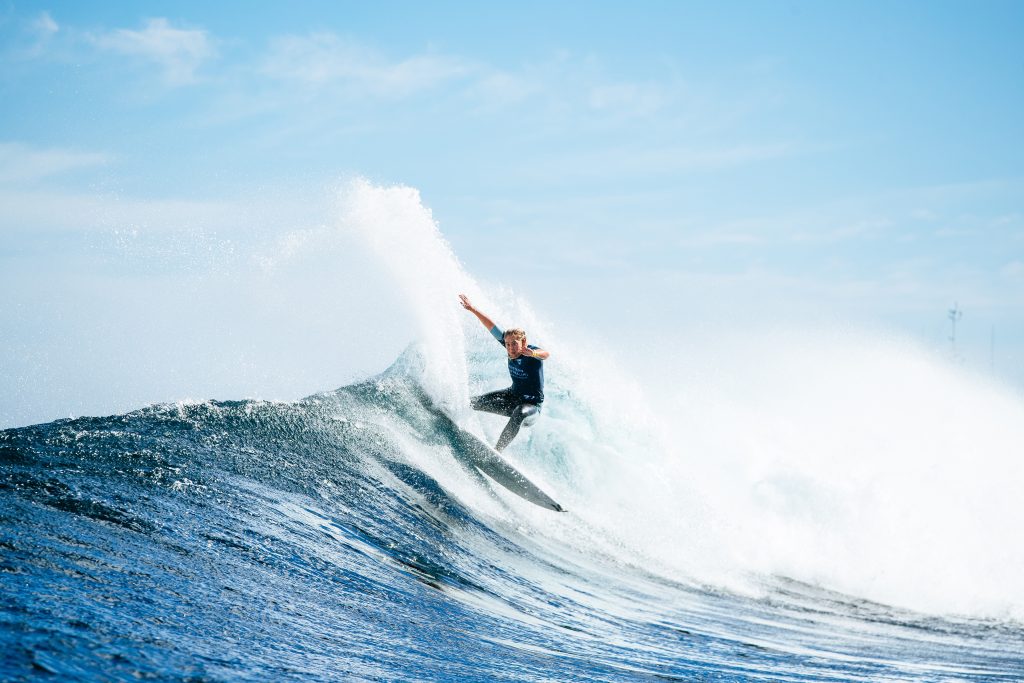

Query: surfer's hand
[458,294,474,311]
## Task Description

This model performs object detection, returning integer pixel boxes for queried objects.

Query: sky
[1,1,1022,428]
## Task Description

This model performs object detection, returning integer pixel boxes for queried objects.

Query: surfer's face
[504,336,526,359]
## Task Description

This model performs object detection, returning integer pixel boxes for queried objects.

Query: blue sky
[1,1,1022,427]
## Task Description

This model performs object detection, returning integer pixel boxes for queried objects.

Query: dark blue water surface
[2,369,1022,682]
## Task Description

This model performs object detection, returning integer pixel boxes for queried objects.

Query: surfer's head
[503,328,526,343]
[503,328,527,358]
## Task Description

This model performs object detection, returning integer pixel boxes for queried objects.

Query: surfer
[459,294,549,452]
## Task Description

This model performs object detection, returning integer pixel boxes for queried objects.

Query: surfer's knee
[520,403,540,427]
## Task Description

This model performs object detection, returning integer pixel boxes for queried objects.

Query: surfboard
[409,388,565,512]
[441,420,565,513]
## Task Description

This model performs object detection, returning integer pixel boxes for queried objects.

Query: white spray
[337,178,1024,622]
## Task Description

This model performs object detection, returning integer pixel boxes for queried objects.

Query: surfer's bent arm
[522,346,550,360]
[459,294,499,335]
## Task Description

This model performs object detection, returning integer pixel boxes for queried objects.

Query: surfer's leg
[470,388,518,417]
[495,403,540,452]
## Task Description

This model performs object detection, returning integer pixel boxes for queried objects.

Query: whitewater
[2,180,1023,681]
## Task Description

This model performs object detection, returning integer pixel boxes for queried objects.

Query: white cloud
[468,71,540,108]
[675,230,764,248]
[0,142,109,184]
[261,32,472,97]
[0,188,236,236]
[90,18,215,85]
[588,82,666,116]
[789,217,894,244]
[8,10,60,58]
[0,180,328,244]
[31,11,59,38]
[528,142,796,182]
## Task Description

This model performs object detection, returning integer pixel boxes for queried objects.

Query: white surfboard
[446,421,565,513]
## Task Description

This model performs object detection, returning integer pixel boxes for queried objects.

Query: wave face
[2,354,1023,682]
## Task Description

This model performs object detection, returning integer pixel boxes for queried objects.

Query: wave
[3,350,1023,681]
[3,178,1024,679]
[334,178,1024,622]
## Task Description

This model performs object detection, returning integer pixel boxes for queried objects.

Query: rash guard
[490,326,545,404]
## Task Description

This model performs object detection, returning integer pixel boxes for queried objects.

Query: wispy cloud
[0,188,227,235]
[465,70,542,109]
[89,18,215,86]
[588,82,667,117]
[31,11,58,37]
[525,141,797,183]
[28,11,59,48]
[261,32,473,97]
[2,10,60,58]
[0,142,109,184]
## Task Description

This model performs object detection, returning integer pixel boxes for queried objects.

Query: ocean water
[2,354,1023,682]
[3,180,1023,681]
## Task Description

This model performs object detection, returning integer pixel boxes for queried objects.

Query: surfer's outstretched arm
[459,294,498,333]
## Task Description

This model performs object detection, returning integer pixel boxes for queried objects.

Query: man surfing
[459,294,549,452]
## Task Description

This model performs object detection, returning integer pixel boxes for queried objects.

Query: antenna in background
[948,302,962,363]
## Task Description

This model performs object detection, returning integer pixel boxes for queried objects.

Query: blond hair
[503,328,527,342]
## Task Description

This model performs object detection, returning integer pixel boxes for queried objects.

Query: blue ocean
[2,346,1023,681]
[3,182,1024,681]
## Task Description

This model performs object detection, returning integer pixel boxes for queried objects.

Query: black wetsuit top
[491,326,545,404]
